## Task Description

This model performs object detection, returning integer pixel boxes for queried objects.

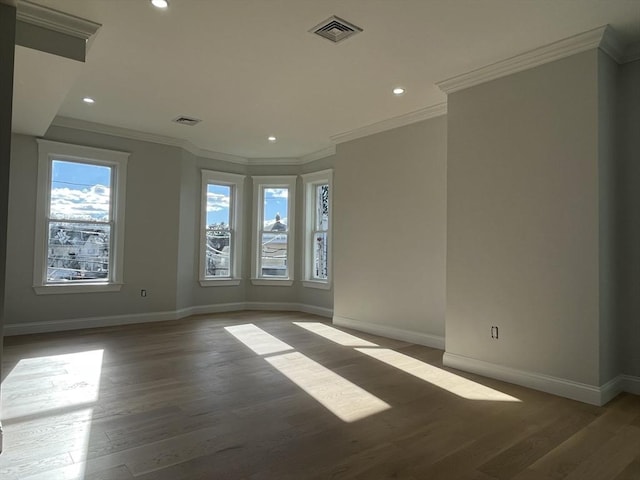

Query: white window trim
[251,175,296,286]
[301,169,332,289]
[199,170,244,287]
[33,139,129,295]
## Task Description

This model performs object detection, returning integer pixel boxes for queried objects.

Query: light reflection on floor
[294,322,520,402]
[226,324,390,422]
[225,323,294,355]
[266,351,391,422]
[0,350,104,480]
[293,322,378,347]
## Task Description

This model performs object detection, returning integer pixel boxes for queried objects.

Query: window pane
[261,232,288,277]
[47,222,110,282]
[206,184,231,228]
[50,160,112,221]
[205,227,231,277]
[313,231,328,280]
[315,184,329,230]
[264,187,288,232]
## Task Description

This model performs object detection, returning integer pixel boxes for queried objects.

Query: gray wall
[0,2,17,452]
[597,50,620,385]
[333,117,447,340]
[619,59,640,377]
[7,129,183,324]
[5,126,334,330]
[446,51,601,385]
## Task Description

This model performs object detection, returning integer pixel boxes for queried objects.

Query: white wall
[5,126,334,333]
[446,51,602,386]
[6,129,183,325]
[619,59,640,378]
[597,50,620,385]
[333,117,447,346]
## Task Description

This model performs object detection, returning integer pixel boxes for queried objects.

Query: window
[34,140,128,294]
[302,170,332,289]
[200,170,244,286]
[252,176,296,285]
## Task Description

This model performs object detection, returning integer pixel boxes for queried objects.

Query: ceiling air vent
[172,115,201,126]
[310,15,363,43]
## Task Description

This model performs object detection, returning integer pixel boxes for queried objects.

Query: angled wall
[333,116,447,347]
[444,48,623,403]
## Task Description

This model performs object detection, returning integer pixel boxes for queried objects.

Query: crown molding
[248,157,302,166]
[330,103,447,145]
[50,116,249,164]
[623,42,640,64]
[17,0,100,40]
[437,25,616,94]
[300,145,336,163]
[49,117,338,165]
[598,25,625,63]
[182,144,248,165]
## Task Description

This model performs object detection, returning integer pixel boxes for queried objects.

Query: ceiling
[11,0,640,161]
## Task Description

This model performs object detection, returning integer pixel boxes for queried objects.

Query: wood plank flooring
[1,311,639,479]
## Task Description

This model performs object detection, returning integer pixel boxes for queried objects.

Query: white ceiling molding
[598,25,625,63]
[248,157,303,166]
[300,146,336,164]
[437,25,616,94]
[51,116,249,165]
[17,0,100,40]
[330,102,447,145]
[623,42,640,63]
[49,117,337,166]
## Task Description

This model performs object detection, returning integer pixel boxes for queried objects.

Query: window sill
[33,283,123,295]
[251,278,294,287]
[302,280,331,290]
[199,279,242,287]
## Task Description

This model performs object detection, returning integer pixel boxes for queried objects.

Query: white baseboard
[296,304,333,318]
[443,352,632,406]
[181,302,247,317]
[3,309,180,336]
[618,374,640,396]
[332,315,445,350]
[3,302,334,336]
[244,302,333,318]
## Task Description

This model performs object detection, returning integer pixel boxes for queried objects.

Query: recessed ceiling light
[82,97,95,104]
[393,87,406,96]
[268,136,277,143]
[151,0,169,9]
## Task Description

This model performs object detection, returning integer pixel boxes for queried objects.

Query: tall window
[252,176,296,285]
[34,140,128,294]
[302,170,332,288]
[200,170,244,286]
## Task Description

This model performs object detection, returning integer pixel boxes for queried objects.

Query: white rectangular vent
[310,16,363,43]
[172,116,202,126]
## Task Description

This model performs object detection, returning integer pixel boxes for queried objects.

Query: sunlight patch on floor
[0,350,104,480]
[266,351,391,422]
[355,348,520,402]
[293,322,379,347]
[225,323,294,355]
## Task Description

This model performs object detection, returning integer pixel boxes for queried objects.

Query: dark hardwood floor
[1,311,639,479]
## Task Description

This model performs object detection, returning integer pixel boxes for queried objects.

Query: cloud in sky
[207,191,230,213]
[50,185,110,221]
[265,188,288,199]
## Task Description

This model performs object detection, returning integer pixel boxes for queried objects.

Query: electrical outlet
[141,289,147,297]
[491,325,499,339]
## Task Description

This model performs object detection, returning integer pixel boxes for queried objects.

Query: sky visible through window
[50,160,111,220]
[206,184,288,228]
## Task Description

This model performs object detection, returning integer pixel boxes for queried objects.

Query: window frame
[199,170,244,286]
[33,139,129,295]
[251,175,296,286]
[301,169,333,289]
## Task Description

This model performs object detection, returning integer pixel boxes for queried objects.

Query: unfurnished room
[0,1,640,479]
